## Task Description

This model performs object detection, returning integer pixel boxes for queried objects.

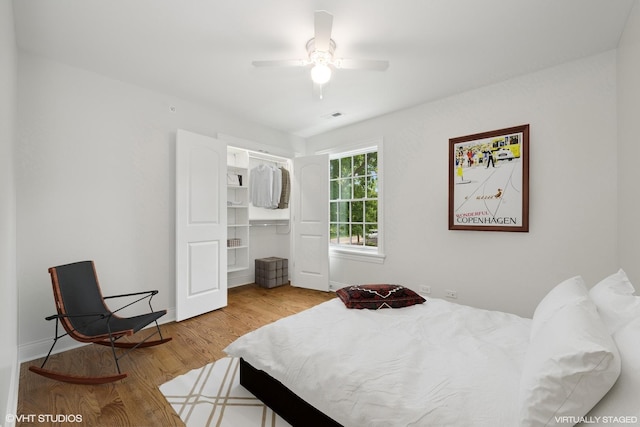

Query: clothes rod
[248,150,289,163]
[250,220,290,226]
[250,219,291,234]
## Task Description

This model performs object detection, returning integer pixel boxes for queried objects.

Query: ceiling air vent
[323,111,344,119]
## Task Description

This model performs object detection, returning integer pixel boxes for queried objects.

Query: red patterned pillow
[336,284,426,309]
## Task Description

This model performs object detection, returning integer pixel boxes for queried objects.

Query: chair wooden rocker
[29,260,172,384]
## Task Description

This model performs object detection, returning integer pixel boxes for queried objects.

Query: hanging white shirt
[250,164,273,208]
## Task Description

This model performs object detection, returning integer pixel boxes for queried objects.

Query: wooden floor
[17,284,335,427]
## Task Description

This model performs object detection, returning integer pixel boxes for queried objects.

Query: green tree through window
[330,150,378,248]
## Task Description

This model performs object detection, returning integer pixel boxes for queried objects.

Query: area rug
[159,357,291,427]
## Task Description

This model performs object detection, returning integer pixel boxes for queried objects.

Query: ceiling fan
[252,10,389,98]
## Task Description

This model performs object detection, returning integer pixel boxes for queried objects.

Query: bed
[225,274,640,427]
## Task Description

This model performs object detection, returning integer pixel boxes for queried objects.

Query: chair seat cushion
[75,310,167,338]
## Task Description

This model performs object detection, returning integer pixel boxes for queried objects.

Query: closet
[226,146,292,287]
[175,129,329,321]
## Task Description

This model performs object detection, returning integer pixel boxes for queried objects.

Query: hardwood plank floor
[17,284,335,426]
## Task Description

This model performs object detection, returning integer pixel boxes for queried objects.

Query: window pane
[330,224,337,244]
[367,175,378,198]
[367,152,378,175]
[330,180,339,200]
[338,201,349,222]
[352,224,364,245]
[353,177,365,199]
[340,157,352,178]
[330,149,379,252]
[338,224,349,244]
[351,201,363,222]
[365,224,378,247]
[340,178,352,200]
[353,154,366,177]
[365,200,377,222]
[330,159,339,179]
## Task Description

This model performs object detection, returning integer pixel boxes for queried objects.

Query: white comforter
[225,297,532,427]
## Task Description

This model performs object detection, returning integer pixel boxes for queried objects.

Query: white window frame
[318,138,385,264]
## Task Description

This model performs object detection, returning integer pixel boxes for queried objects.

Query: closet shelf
[227,146,252,276]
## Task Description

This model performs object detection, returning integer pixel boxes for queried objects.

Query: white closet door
[175,129,227,321]
[292,154,329,291]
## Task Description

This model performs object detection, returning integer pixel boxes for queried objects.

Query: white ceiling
[13,0,635,138]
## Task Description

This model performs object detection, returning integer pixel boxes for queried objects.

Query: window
[329,146,381,258]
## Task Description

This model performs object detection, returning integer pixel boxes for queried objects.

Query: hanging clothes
[278,167,290,209]
[271,165,282,209]
[250,161,291,209]
[250,164,274,208]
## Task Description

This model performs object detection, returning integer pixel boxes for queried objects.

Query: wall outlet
[419,285,431,295]
[445,290,458,299]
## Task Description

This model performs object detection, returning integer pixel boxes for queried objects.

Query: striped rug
[159,357,291,427]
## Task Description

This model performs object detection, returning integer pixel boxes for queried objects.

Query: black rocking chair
[29,260,172,384]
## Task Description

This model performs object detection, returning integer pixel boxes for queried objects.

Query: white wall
[14,2,640,360]
[307,51,619,318]
[618,0,640,283]
[0,0,18,422]
[16,53,298,360]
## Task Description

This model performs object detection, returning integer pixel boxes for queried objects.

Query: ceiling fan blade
[334,58,390,71]
[314,10,333,52]
[252,59,308,68]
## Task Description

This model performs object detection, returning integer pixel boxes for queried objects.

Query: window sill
[330,247,386,264]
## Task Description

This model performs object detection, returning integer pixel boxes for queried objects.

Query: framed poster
[448,124,529,232]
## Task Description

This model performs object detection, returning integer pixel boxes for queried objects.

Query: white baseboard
[19,336,85,364]
[228,273,254,288]
[330,281,347,291]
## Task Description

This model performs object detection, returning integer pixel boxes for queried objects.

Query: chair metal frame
[29,261,172,384]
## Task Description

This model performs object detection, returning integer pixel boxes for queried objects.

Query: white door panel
[292,154,329,291]
[176,129,227,321]
[189,241,221,294]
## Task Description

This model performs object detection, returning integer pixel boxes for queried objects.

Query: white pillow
[519,296,621,427]
[589,269,640,334]
[584,316,640,423]
[530,275,589,339]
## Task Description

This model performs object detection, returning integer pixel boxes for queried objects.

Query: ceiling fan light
[311,63,332,84]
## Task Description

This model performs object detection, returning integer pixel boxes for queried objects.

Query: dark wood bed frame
[239,358,343,427]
